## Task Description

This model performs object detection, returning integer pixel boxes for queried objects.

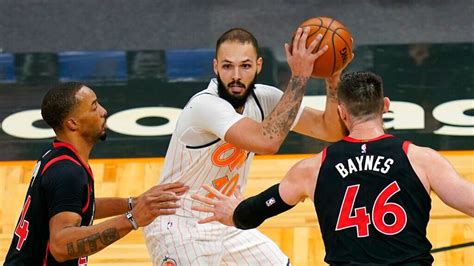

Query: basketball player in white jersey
[143,27,351,265]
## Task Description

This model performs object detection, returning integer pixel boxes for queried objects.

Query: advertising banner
[0,44,472,160]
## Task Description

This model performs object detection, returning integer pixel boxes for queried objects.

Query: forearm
[51,215,133,262]
[262,76,309,146]
[94,197,130,219]
[233,184,295,229]
[322,78,347,141]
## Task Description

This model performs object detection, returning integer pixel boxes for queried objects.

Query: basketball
[296,17,353,78]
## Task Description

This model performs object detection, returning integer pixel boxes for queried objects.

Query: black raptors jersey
[4,140,95,266]
[314,134,433,265]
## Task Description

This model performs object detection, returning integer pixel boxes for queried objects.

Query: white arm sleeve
[186,94,244,139]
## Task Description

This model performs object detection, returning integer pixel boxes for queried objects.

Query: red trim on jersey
[321,147,327,164]
[343,134,394,143]
[81,183,91,214]
[402,141,412,155]
[41,155,81,175]
[42,241,49,266]
[53,141,94,180]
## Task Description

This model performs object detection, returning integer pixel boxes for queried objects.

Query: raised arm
[224,28,328,154]
[407,144,474,216]
[48,183,184,262]
[292,71,348,142]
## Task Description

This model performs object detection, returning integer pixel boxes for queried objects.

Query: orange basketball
[296,17,353,78]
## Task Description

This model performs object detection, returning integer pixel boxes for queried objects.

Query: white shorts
[143,215,289,266]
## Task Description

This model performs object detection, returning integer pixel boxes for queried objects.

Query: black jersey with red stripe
[314,134,433,265]
[4,140,95,266]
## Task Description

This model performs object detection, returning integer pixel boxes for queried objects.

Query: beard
[87,131,106,144]
[99,132,107,141]
[94,120,107,142]
[217,74,257,110]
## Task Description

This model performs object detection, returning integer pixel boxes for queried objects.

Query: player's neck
[348,119,385,140]
[55,135,93,164]
[235,106,244,114]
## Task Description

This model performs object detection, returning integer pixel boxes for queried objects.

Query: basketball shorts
[143,215,289,266]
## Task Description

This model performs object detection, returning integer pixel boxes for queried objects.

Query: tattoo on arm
[263,76,308,139]
[326,87,337,101]
[66,228,120,257]
[325,80,339,102]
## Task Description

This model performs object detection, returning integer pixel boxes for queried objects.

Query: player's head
[41,82,108,143]
[214,28,263,109]
[337,71,389,125]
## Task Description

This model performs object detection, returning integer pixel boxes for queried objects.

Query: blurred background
[0,0,472,159]
[0,0,473,265]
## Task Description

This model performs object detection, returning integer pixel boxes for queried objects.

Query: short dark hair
[216,28,259,57]
[41,82,86,130]
[337,71,384,120]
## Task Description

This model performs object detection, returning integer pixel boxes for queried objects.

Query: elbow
[322,126,347,142]
[321,115,348,142]
[50,243,69,263]
[468,206,474,217]
[257,142,280,155]
[326,132,346,142]
[49,237,75,262]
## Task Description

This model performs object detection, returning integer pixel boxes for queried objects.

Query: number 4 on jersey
[335,181,407,237]
[14,195,32,250]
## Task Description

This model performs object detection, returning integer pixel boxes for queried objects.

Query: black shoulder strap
[251,89,264,121]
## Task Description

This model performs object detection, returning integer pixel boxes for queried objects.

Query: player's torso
[4,142,95,266]
[159,82,274,219]
[315,134,433,264]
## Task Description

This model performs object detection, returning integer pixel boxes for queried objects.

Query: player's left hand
[191,184,244,226]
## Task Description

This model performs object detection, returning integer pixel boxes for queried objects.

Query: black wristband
[233,183,295,230]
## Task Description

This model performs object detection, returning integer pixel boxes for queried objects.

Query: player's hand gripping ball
[293,17,354,78]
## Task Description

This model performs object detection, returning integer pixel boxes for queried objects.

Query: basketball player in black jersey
[191,71,474,265]
[4,82,187,266]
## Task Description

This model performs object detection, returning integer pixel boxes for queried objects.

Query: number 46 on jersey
[335,181,407,237]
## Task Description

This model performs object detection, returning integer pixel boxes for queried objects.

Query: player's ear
[337,104,346,121]
[64,118,79,131]
[256,56,263,74]
[213,58,218,75]
[383,97,390,113]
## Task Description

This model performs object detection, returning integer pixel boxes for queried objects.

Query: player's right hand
[285,27,328,78]
[132,182,188,227]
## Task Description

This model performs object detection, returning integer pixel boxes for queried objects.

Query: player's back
[315,134,433,265]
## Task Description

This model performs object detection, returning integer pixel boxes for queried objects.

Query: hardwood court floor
[1,151,473,265]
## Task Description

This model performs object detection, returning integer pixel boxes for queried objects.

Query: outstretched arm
[49,183,186,262]
[224,28,328,154]
[191,155,321,228]
[408,144,474,216]
[94,182,188,219]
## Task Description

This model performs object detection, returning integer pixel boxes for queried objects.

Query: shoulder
[405,143,448,180]
[187,90,232,110]
[41,157,86,185]
[284,154,322,200]
[288,154,322,182]
[254,84,283,97]
[406,143,440,162]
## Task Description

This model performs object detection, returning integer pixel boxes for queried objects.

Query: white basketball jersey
[158,79,286,219]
